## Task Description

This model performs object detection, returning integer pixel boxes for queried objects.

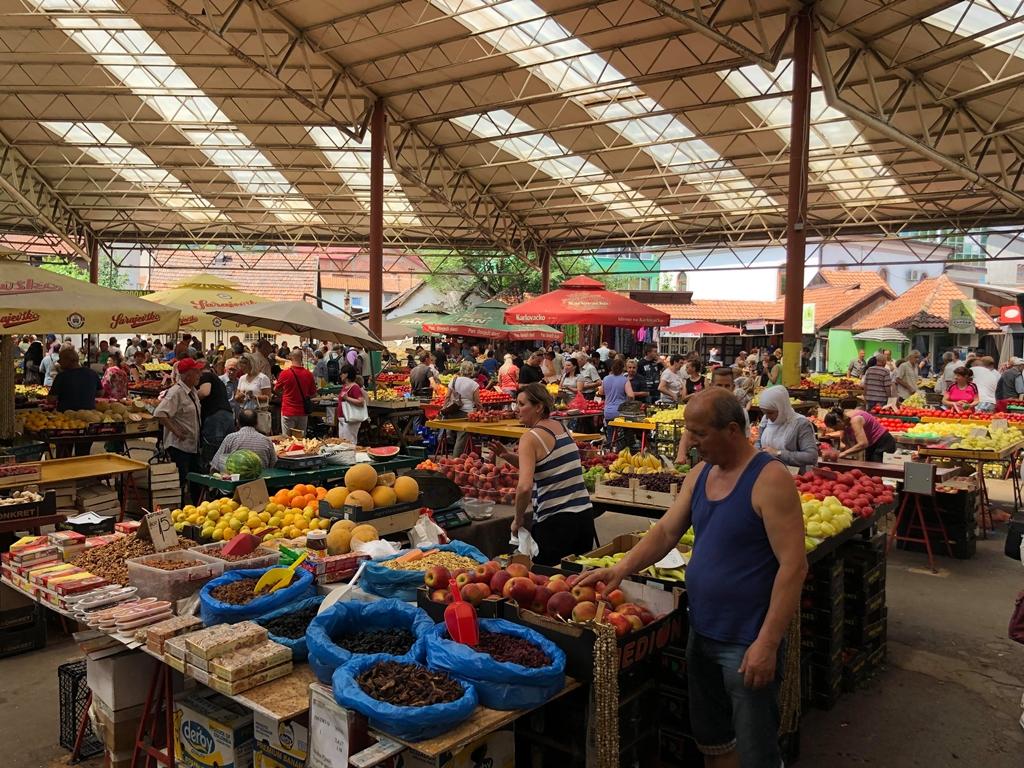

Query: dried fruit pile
[380,552,478,573]
[210,577,276,605]
[72,533,196,585]
[357,661,462,707]
[261,605,319,639]
[335,628,415,656]
[204,544,272,562]
[474,631,550,668]
[143,557,201,571]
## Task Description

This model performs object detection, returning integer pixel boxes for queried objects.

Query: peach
[571,600,598,622]
[571,585,597,603]
[546,591,577,619]
[625,615,644,632]
[605,611,631,638]
[529,572,549,587]
[604,589,626,608]
[547,578,570,594]
[530,586,553,614]
[506,563,530,578]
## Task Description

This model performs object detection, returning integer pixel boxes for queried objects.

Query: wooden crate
[591,477,635,502]
[634,482,680,508]
[0,462,42,489]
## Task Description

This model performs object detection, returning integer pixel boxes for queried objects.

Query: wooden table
[917,439,1024,527]
[817,459,962,483]
[425,418,602,446]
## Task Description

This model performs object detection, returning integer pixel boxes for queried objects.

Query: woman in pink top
[824,408,896,462]
[942,367,980,412]
[497,354,519,396]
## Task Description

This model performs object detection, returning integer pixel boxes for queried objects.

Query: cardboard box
[253,711,308,768]
[93,698,144,753]
[400,729,514,768]
[174,692,254,768]
[559,533,688,591]
[87,651,159,711]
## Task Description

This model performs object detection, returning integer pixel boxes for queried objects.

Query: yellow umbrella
[143,273,269,333]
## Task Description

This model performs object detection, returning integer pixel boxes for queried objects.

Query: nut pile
[261,605,319,639]
[357,661,463,707]
[474,631,550,668]
[335,628,414,655]
[143,557,201,571]
[380,552,478,572]
[210,577,276,605]
[72,533,196,585]
[206,544,271,562]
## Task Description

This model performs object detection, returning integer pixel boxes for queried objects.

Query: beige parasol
[207,300,386,350]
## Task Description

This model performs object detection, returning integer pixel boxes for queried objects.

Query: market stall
[142,273,270,335]
[421,299,563,343]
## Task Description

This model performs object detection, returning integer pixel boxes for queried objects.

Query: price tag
[654,549,686,569]
[235,479,269,513]
[992,419,1009,432]
[139,509,178,551]
[969,427,988,438]
[308,684,350,768]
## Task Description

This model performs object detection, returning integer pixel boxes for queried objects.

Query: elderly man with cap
[154,358,204,507]
[997,357,1024,402]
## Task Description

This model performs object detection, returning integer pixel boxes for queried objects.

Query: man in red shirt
[275,350,316,436]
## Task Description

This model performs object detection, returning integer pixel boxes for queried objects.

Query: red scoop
[444,578,478,647]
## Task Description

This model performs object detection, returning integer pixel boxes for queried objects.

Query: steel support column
[783,6,813,387]
[368,99,384,339]
[539,246,552,294]
[87,234,99,284]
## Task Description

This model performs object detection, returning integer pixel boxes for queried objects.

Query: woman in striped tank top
[489,383,596,565]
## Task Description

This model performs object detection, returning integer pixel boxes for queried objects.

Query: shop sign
[949,299,977,334]
[746,319,766,332]
[801,303,816,334]
[999,305,1021,324]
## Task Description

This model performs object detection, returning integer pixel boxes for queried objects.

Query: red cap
[176,358,206,374]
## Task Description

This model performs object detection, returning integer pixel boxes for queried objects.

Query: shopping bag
[254,595,324,661]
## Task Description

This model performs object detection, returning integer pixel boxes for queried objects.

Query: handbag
[1010,590,1024,645]
[341,385,369,423]
[440,377,464,418]
[255,409,272,434]
[291,368,314,415]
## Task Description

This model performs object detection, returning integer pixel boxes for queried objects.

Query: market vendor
[518,351,545,388]
[997,357,1024,402]
[487,383,595,565]
[580,388,807,767]
[411,352,441,397]
[942,367,980,411]
[625,358,648,402]
[197,362,235,468]
[824,407,896,462]
[154,357,203,506]
[210,409,277,473]
[49,346,101,412]
[755,386,819,472]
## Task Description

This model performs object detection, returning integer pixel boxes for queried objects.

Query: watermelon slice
[367,446,400,458]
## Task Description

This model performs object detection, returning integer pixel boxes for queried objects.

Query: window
[1015,263,1024,282]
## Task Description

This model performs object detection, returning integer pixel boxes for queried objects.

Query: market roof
[853,274,1000,332]
[3,0,1024,277]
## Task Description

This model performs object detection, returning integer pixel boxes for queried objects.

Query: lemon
[240,526,252,535]
[282,514,294,526]
[319,517,331,530]
[201,525,215,539]
[183,505,196,516]
[206,510,220,522]
[229,518,243,530]
[258,511,270,523]
[268,516,281,528]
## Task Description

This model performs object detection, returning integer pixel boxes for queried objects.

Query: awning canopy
[143,274,269,332]
[423,300,562,342]
[852,328,910,343]
[505,277,670,328]
[208,301,386,350]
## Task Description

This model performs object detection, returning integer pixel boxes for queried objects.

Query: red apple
[460,582,487,607]
[530,586,553,614]
[547,591,577,619]
[571,585,596,603]
[423,566,451,589]
[455,571,475,589]
[506,562,530,578]
[430,589,452,604]
[565,573,583,588]
[624,615,644,632]
[529,572,549,586]
[504,576,537,605]
[482,561,501,577]
[638,608,655,625]
[617,603,644,618]
[547,578,570,594]
[490,570,512,594]
[604,589,625,608]
[605,611,630,638]
[571,600,598,622]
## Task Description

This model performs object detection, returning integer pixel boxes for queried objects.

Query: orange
[315,487,327,500]
[304,484,316,495]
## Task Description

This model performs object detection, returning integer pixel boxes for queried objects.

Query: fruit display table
[187,453,422,497]
[918,439,1024,525]
[425,418,602,443]
[817,459,962,483]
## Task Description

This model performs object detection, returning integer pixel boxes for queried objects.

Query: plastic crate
[58,659,103,758]
[127,549,224,602]
[0,607,46,658]
[193,542,280,572]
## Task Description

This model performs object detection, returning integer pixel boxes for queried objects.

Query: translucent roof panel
[926,1,1024,58]
[307,127,421,227]
[430,0,773,212]
[42,121,224,223]
[723,63,909,205]
[453,109,670,221]
[30,0,321,225]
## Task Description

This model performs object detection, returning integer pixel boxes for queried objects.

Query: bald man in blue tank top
[581,388,808,767]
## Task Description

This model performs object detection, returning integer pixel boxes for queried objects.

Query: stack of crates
[843,534,888,684]
[800,555,845,711]
[655,640,702,767]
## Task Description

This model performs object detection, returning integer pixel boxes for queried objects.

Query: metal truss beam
[0,130,92,262]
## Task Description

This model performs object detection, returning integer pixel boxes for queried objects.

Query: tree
[40,257,127,290]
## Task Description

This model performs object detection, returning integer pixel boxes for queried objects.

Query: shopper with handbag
[336,364,368,445]
[275,350,316,436]
[443,361,481,457]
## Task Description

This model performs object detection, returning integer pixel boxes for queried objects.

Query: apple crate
[498,558,685,682]
[415,585,506,622]
[559,533,688,591]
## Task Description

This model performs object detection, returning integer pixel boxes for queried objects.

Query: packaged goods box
[86,651,158,711]
[174,692,254,768]
[253,711,308,768]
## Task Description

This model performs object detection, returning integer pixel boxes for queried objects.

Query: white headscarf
[759,385,797,426]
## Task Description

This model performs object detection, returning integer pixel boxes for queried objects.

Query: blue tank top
[601,374,628,419]
[686,452,779,645]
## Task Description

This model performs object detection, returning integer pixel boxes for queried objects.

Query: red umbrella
[504,276,669,328]
[661,321,742,336]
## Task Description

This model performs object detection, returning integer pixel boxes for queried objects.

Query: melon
[331,518,356,532]
[326,522,353,555]
[393,476,419,503]
[370,485,397,508]
[324,487,349,509]
[224,449,263,480]
[345,463,378,492]
[346,490,374,511]
[350,524,379,545]
[367,446,400,458]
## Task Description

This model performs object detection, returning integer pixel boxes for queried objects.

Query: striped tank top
[530,423,593,523]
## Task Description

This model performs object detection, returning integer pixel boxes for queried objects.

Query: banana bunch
[608,448,662,475]
[573,552,685,582]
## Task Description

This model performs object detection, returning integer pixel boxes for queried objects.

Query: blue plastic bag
[332,654,478,741]
[199,567,315,626]
[426,619,566,709]
[254,595,324,662]
[306,599,433,684]
[360,542,488,600]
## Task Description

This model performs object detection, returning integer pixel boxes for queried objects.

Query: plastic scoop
[254,550,308,595]
[444,578,478,647]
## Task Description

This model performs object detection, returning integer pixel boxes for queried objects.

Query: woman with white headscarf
[755,385,819,471]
